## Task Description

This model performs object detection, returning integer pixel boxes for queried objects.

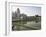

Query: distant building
[12,8,27,21]
[12,8,21,21]
[16,8,20,19]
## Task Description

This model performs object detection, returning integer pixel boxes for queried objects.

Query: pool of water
[12,21,41,31]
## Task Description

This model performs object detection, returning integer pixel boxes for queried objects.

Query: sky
[12,6,41,16]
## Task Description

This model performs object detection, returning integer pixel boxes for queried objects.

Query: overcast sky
[12,6,41,16]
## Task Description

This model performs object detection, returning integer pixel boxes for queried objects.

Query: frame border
[5,1,43,35]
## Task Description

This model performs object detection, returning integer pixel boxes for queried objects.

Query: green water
[12,21,41,31]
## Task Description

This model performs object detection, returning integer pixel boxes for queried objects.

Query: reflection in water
[12,21,41,31]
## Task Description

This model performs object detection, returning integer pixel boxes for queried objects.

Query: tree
[35,15,39,17]
[35,15,39,23]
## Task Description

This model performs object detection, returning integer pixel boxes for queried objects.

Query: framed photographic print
[5,1,44,35]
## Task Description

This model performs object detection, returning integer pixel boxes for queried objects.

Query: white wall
[0,0,46,37]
